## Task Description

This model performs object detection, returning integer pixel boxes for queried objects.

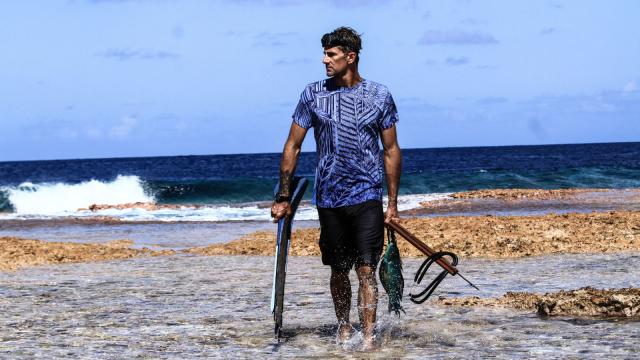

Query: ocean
[2,143,639,358]
[1,142,639,222]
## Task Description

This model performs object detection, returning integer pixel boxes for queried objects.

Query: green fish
[379,229,405,316]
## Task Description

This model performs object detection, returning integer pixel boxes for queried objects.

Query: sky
[1,0,639,161]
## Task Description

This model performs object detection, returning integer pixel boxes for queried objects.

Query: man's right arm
[271,122,308,221]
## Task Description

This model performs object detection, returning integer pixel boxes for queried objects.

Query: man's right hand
[271,201,292,222]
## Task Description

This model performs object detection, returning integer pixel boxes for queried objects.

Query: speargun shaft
[385,219,480,292]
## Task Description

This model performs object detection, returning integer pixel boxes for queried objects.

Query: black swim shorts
[317,200,384,271]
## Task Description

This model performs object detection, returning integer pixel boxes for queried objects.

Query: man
[271,26,402,349]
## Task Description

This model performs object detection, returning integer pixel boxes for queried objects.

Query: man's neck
[333,69,362,88]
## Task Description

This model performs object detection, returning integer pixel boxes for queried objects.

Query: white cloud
[579,99,616,113]
[540,27,557,35]
[418,30,498,45]
[96,49,179,61]
[109,116,138,139]
[623,80,637,92]
[56,127,79,139]
[253,31,298,47]
[85,127,103,139]
[445,56,470,66]
[175,121,188,131]
[273,58,312,66]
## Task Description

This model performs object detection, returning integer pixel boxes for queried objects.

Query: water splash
[3,175,153,215]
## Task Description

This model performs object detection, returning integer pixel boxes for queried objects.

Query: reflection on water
[1,252,638,358]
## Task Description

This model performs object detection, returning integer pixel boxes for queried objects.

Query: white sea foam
[0,177,451,222]
[64,204,322,222]
[3,175,153,216]
[391,193,452,211]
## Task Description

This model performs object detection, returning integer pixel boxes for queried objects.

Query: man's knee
[355,263,374,274]
[355,264,376,284]
[331,267,350,280]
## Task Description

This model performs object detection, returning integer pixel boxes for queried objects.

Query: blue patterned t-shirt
[292,78,399,208]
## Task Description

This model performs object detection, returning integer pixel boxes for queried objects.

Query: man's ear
[347,52,357,64]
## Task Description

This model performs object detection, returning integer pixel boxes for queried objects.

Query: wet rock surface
[187,211,640,258]
[437,287,640,318]
[0,237,175,271]
[412,188,640,216]
[4,210,640,271]
[448,188,612,200]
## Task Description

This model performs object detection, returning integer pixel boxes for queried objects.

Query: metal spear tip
[458,273,480,291]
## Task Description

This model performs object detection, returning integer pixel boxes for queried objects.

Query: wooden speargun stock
[385,219,479,303]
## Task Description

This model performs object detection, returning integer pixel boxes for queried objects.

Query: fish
[378,229,405,316]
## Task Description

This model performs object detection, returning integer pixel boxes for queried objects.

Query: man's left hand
[271,201,292,223]
[384,202,400,224]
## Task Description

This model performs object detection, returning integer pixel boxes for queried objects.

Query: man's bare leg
[330,268,352,342]
[356,265,378,349]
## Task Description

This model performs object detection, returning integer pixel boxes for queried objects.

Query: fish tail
[389,304,405,317]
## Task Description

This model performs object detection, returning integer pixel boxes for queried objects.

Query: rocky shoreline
[4,186,640,271]
[448,188,612,200]
[4,236,637,319]
[436,287,640,318]
[410,188,640,216]
[2,210,639,270]
[0,237,174,271]
[187,211,640,258]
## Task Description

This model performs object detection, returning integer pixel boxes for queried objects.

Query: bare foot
[337,323,353,343]
[361,334,377,351]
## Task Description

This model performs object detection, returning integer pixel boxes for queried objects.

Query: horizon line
[1,140,638,163]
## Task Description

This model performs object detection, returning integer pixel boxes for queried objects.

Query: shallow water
[0,220,295,249]
[1,252,638,359]
[3,189,639,251]
[0,220,322,251]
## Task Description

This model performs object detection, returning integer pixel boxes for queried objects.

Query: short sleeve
[380,92,399,130]
[292,86,313,129]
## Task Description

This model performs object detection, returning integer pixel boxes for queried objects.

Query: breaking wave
[0,174,449,221]
[0,175,153,216]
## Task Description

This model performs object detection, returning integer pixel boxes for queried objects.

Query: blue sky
[1,0,639,161]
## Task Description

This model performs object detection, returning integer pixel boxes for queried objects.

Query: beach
[0,237,174,271]
[188,209,640,258]
[2,144,640,357]
[2,209,640,357]
[1,248,638,358]
[4,0,640,355]
[4,189,639,264]
[2,189,639,320]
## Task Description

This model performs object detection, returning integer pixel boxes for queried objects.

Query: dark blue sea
[2,145,640,360]
[1,142,639,221]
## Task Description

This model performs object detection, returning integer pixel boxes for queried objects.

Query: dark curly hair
[321,27,362,62]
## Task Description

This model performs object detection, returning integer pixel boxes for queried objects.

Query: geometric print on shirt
[292,78,399,208]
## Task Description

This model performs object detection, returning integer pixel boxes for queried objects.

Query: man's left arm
[381,124,402,223]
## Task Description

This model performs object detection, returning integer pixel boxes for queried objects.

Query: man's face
[322,46,353,77]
